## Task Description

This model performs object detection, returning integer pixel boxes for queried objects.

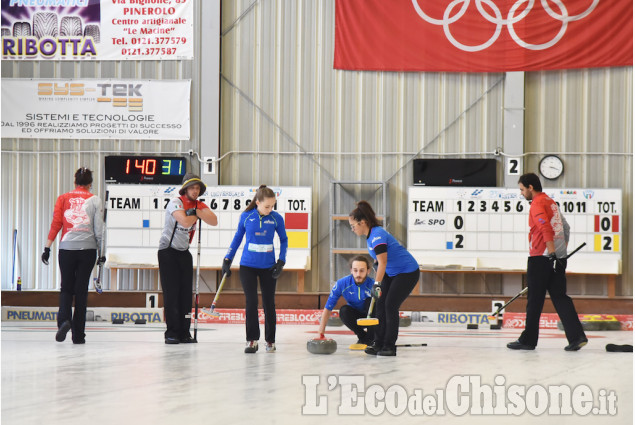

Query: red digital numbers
[125,158,157,175]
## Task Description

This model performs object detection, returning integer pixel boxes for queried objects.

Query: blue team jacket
[366,226,419,276]
[324,275,374,311]
[225,209,288,269]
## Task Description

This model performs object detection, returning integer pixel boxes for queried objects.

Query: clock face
[539,155,564,180]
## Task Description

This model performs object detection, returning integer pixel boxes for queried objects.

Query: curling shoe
[244,340,259,353]
[180,336,197,343]
[265,342,276,353]
[56,320,71,342]
[506,340,535,350]
[564,338,588,351]
[377,347,397,357]
[164,337,180,344]
[364,344,380,355]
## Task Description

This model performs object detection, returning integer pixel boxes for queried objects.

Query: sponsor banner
[503,312,559,330]
[1,78,190,140]
[2,0,193,60]
[108,309,163,323]
[503,312,633,331]
[5,307,631,331]
[2,306,164,322]
[195,310,490,326]
[196,309,324,325]
[409,311,493,326]
[3,306,59,321]
[334,0,633,72]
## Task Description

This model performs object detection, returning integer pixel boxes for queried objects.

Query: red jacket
[528,192,569,257]
[47,187,103,250]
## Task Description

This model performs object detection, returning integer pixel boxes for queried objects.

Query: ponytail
[245,184,276,212]
[349,200,380,228]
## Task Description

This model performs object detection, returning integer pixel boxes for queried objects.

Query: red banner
[194,309,324,325]
[503,312,633,330]
[334,0,633,72]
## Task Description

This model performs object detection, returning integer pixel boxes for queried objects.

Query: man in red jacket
[507,173,587,351]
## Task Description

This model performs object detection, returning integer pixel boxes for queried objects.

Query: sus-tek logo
[37,82,143,112]
[96,83,143,112]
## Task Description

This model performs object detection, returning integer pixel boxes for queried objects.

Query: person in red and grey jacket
[42,167,104,344]
[507,173,587,351]
[158,174,217,344]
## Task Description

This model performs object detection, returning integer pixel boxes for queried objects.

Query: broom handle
[211,273,228,308]
[366,297,376,318]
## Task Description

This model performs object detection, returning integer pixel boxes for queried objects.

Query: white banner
[1,0,193,60]
[1,78,191,140]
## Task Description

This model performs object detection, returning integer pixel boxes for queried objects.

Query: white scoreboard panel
[105,185,312,270]
[407,187,622,274]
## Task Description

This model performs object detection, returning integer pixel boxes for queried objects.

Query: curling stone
[399,316,412,327]
[307,335,337,355]
[559,319,621,331]
[327,315,343,327]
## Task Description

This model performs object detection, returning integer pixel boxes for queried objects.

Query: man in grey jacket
[158,174,217,344]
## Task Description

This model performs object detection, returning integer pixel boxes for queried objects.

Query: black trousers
[158,248,193,339]
[339,297,374,342]
[519,256,586,346]
[58,249,96,343]
[240,265,277,343]
[375,269,419,350]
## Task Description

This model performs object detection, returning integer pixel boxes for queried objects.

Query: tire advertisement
[1,0,193,60]
[1,78,191,140]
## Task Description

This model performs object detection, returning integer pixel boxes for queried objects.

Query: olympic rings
[411,0,599,51]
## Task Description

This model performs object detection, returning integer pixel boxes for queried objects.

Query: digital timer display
[105,156,186,184]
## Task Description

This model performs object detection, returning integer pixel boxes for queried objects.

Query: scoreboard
[105,185,312,270]
[407,187,622,274]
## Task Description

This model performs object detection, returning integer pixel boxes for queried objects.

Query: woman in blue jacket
[349,201,419,356]
[223,185,288,353]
